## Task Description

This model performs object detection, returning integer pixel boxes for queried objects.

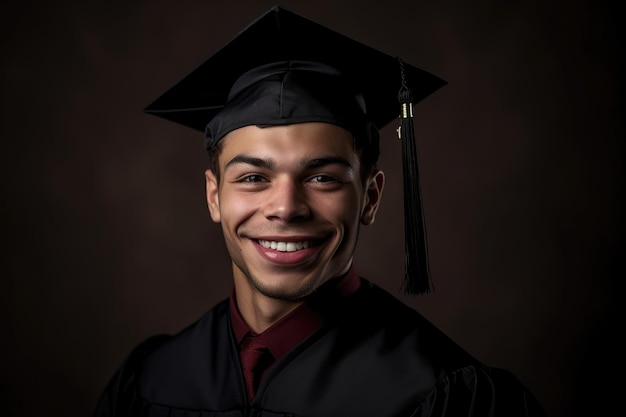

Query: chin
[251,273,322,301]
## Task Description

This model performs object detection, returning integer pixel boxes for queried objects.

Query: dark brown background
[1,1,624,416]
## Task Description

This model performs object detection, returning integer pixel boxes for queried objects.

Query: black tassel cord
[397,57,432,295]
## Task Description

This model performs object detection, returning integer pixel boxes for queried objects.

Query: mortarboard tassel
[397,58,432,295]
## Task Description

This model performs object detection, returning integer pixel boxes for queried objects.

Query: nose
[263,178,310,222]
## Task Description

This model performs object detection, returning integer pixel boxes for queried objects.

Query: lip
[251,236,323,265]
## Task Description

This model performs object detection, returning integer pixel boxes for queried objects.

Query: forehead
[218,123,359,166]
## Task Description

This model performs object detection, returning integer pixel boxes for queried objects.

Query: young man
[95,6,545,417]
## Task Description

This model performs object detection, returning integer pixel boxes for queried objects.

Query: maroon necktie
[240,335,273,401]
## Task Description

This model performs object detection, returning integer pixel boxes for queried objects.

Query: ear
[205,169,221,223]
[360,169,385,225]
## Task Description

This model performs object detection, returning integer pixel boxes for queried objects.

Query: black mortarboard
[144,5,446,295]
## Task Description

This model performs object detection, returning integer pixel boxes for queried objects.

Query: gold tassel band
[401,102,413,119]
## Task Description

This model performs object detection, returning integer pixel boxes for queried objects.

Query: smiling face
[205,122,384,303]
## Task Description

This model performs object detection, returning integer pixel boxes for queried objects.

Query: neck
[233,275,305,334]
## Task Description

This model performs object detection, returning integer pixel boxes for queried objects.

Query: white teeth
[258,240,312,252]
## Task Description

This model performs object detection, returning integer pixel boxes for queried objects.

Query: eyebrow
[305,157,353,171]
[224,155,353,171]
[224,155,274,171]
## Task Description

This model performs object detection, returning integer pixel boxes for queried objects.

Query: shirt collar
[229,265,361,360]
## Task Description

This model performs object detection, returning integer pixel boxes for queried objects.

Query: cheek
[314,192,362,228]
[219,191,259,226]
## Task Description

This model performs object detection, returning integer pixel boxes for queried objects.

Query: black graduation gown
[95,281,545,417]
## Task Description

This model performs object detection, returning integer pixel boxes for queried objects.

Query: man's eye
[240,174,265,182]
[310,175,336,183]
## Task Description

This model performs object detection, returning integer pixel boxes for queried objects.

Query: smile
[257,240,312,252]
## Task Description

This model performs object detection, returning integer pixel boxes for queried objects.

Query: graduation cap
[144,5,446,295]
